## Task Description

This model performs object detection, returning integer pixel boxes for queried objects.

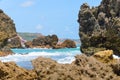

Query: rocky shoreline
[0,9,76,56]
[0,0,120,79]
[25,35,76,49]
[0,52,119,80]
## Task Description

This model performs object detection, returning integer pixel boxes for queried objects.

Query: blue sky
[0,0,101,39]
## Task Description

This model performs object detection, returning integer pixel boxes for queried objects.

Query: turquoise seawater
[0,47,81,69]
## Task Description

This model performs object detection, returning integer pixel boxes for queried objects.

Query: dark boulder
[25,41,33,48]
[6,36,22,48]
[61,39,76,48]
[25,34,59,48]
[53,39,76,49]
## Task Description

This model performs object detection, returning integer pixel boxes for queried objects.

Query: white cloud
[36,24,43,30]
[21,0,34,7]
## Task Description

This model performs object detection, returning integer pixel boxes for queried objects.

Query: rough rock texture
[31,34,58,48]
[32,55,120,80]
[0,47,13,56]
[6,36,22,48]
[25,35,76,49]
[53,39,76,49]
[61,39,76,48]
[0,9,22,56]
[0,61,37,80]
[78,0,120,56]
[0,9,16,48]
[110,59,120,76]
[25,41,33,48]
[93,50,115,63]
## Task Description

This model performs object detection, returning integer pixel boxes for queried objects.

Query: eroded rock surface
[25,34,58,48]
[32,55,120,80]
[0,9,22,56]
[93,50,115,63]
[78,0,120,56]
[6,35,22,48]
[25,35,76,49]
[0,61,37,80]
[53,39,76,49]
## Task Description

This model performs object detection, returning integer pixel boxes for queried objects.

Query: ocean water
[0,47,81,69]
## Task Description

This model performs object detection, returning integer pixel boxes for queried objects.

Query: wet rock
[78,0,120,56]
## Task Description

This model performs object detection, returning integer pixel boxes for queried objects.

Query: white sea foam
[57,56,75,64]
[0,50,80,63]
[113,55,120,59]
[0,48,81,69]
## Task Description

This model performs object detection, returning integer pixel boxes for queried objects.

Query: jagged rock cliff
[0,9,16,48]
[0,9,22,56]
[78,0,120,56]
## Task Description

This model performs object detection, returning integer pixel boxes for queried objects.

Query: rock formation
[53,39,76,49]
[6,35,22,48]
[25,35,76,49]
[0,9,16,48]
[0,9,22,56]
[61,39,76,48]
[32,54,120,80]
[32,34,58,48]
[78,0,120,56]
[0,61,37,80]
[93,50,118,64]
[25,34,58,48]
[0,53,119,80]
[25,41,33,48]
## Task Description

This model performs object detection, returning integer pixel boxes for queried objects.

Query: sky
[0,0,101,39]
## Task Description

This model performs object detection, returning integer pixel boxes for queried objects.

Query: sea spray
[0,47,81,69]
